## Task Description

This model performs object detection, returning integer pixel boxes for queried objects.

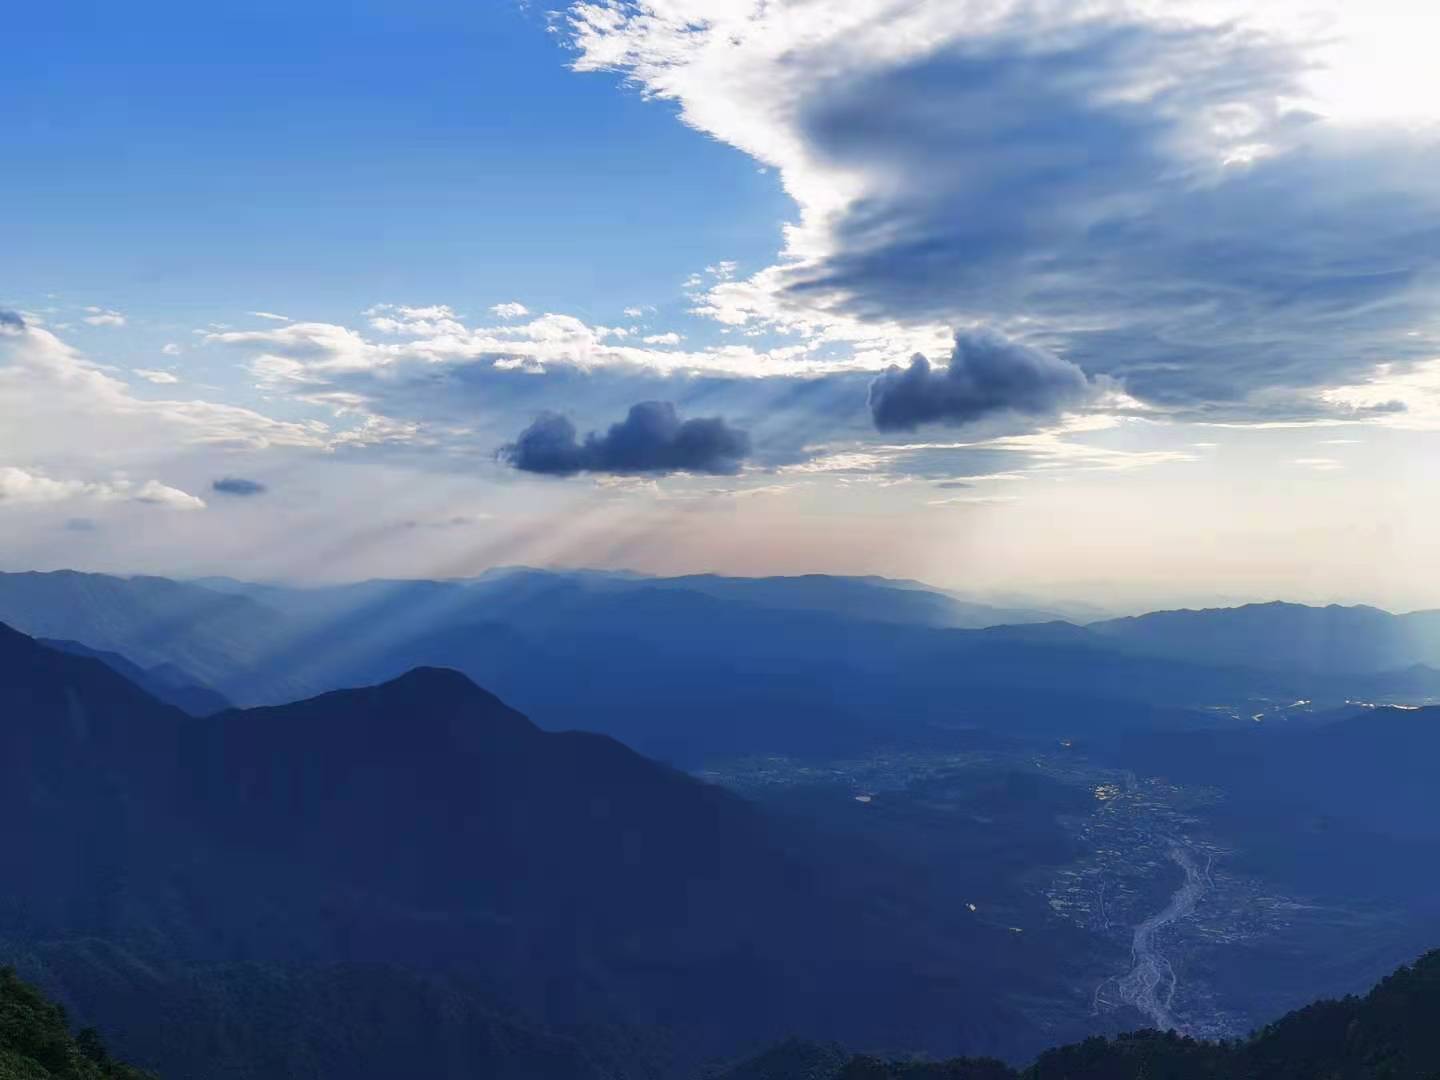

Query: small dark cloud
[500,401,751,476]
[401,515,481,530]
[934,481,974,489]
[869,331,1091,432]
[0,309,25,331]
[64,517,99,532]
[212,477,268,497]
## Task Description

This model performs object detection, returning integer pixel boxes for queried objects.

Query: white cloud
[642,331,682,345]
[83,307,127,327]
[161,343,182,356]
[490,301,530,319]
[365,303,468,336]
[927,495,1020,506]
[782,414,1196,482]
[0,466,205,509]
[0,318,356,457]
[208,306,874,382]
[565,1,1440,422]
[133,369,180,384]
[249,311,290,322]
[1318,358,1440,430]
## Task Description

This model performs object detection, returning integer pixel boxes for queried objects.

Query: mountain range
[7,568,1440,1076]
[5,569,1438,768]
[0,620,1053,1079]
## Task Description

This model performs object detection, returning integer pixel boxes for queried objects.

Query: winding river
[1110,844,1209,1032]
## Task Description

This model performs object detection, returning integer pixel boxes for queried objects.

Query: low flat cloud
[83,307,127,327]
[869,332,1092,432]
[212,476,268,496]
[0,466,205,509]
[501,401,751,476]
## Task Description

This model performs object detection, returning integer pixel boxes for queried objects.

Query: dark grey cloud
[500,401,751,476]
[401,515,480,530]
[64,517,99,532]
[212,476,268,497]
[1359,400,1408,415]
[869,332,1091,431]
[0,309,25,331]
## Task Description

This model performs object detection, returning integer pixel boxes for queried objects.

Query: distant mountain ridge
[1089,600,1440,675]
[0,569,309,702]
[38,638,230,716]
[4,569,1439,765]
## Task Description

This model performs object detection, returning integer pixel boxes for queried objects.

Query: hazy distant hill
[195,569,1067,629]
[651,574,1065,628]
[8,569,1440,765]
[230,582,1262,761]
[0,570,1236,753]
[0,570,310,703]
[1089,601,1440,675]
[38,638,230,716]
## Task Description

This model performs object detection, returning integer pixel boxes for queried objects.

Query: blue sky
[3,1,788,324]
[3,1,1440,609]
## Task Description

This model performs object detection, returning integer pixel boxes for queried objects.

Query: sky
[3,0,1439,610]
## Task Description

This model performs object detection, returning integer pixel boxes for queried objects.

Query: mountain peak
[381,664,491,697]
[237,664,540,749]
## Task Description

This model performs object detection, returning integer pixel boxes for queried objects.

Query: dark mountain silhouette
[15,940,1440,1080]
[13,944,655,1080]
[0,623,1048,1079]
[38,638,230,716]
[709,948,1440,1080]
